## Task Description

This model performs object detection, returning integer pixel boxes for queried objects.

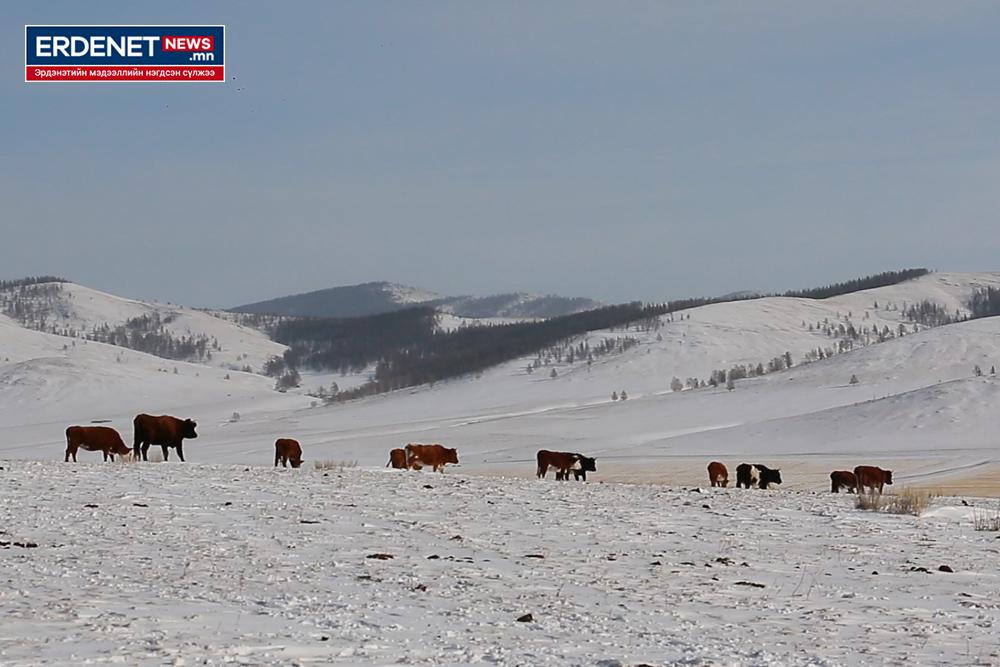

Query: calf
[736,463,782,489]
[854,465,893,494]
[65,425,131,462]
[274,438,303,468]
[406,443,458,473]
[387,447,422,470]
[707,461,729,487]
[830,470,857,493]
[569,455,597,481]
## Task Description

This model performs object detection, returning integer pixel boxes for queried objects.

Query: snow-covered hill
[232,280,602,319]
[2,282,287,373]
[2,271,1000,495]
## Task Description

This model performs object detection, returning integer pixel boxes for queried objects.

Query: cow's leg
[176,444,185,462]
[161,444,169,461]
[103,450,109,462]
[538,463,548,479]
[65,446,72,463]
[140,444,150,461]
[282,457,288,468]
[275,453,280,467]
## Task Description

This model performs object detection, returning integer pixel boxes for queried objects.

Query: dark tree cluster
[970,287,1000,319]
[0,281,68,330]
[273,307,440,374]
[904,300,961,327]
[87,313,219,362]
[332,302,671,400]
[0,276,68,291]
[780,268,929,300]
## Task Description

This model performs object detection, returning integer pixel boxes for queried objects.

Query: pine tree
[620,390,628,400]
[726,374,735,391]
[849,374,859,385]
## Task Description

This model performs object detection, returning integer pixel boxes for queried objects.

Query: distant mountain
[231,282,603,320]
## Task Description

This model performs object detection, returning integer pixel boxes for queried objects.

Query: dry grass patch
[855,487,935,516]
[314,459,358,472]
[973,505,1000,531]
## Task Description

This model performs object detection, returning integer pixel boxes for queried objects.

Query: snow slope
[1,462,998,666]
[0,314,309,459]
[2,272,1000,494]
[9,282,288,373]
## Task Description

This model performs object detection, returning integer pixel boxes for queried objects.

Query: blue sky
[4,2,1000,307]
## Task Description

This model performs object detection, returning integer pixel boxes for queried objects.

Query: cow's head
[578,456,597,472]
[765,469,782,485]
[290,458,303,469]
[183,419,198,439]
[883,470,893,485]
[445,448,459,465]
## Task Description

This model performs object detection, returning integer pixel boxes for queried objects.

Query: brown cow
[536,450,582,481]
[274,438,303,468]
[133,414,198,462]
[65,425,131,462]
[854,465,893,494]
[830,470,857,493]
[405,443,458,473]
[707,461,729,487]
[386,447,422,470]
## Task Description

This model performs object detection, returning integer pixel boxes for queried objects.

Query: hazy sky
[4,2,1000,307]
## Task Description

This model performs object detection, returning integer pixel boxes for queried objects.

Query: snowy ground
[2,462,999,666]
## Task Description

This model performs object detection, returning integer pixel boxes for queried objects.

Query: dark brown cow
[386,447,422,470]
[830,470,857,493]
[536,450,581,480]
[274,438,303,468]
[707,461,729,487]
[405,443,458,473]
[133,414,198,462]
[854,465,893,494]
[65,425,131,462]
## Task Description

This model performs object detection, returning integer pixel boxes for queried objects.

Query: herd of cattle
[62,415,894,495]
[707,461,894,494]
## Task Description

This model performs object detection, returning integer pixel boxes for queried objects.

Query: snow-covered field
[2,462,999,666]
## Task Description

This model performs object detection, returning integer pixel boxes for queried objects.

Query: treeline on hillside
[333,302,671,400]
[88,313,221,362]
[780,268,929,300]
[273,307,440,374]
[970,286,1000,319]
[0,281,68,329]
[0,276,68,291]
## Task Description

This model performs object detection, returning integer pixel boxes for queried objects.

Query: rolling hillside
[232,281,602,319]
[2,271,1000,494]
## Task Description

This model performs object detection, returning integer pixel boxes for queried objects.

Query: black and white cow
[570,455,597,481]
[735,463,782,489]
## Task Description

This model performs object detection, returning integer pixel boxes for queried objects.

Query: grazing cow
[387,447,422,470]
[537,450,595,480]
[736,463,782,489]
[405,443,458,473]
[707,461,729,487]
[65,426,132,462]
[569,455,597,481]
[854,465,893,494]
[274,438,303,468]
[132,414,198,462]
[830,470,857,494]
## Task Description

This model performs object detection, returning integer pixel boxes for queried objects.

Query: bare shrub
[973,506,1000,531]
[855,490,883,512]
[313,459,358,471]
[856,487,934,516]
